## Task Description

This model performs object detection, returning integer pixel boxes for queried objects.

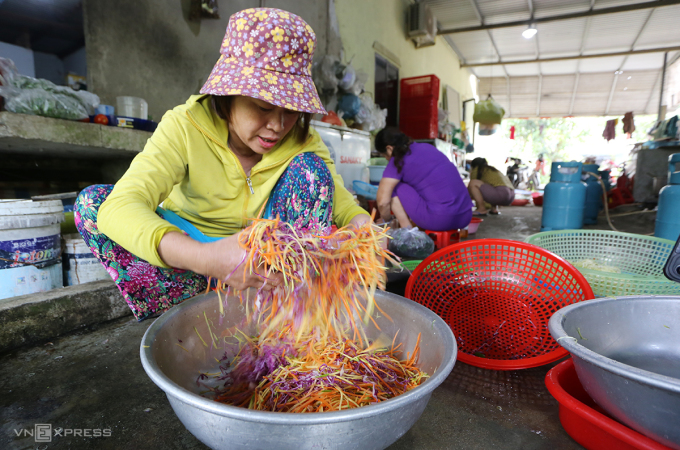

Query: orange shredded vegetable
[208,216,397,344]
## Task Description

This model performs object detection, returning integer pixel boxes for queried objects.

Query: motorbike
[528,154,545,191]
[506,157,529,188]
[506,155,544,191]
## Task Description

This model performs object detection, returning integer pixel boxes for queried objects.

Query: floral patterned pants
[75,153,334,321]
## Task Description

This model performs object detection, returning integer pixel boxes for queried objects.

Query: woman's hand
[376,177,399,222]
[200,234,283,291]
[349,213,389,250]
[158,231,282,292]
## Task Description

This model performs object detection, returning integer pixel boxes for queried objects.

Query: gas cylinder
[655,153,680,241]
[582,163,603,225]
[599,169,612,192]
[541,162,587,231]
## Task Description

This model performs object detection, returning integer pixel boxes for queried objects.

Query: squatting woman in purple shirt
[374,127,473,230]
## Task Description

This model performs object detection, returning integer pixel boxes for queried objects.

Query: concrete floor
[0,204,657,449]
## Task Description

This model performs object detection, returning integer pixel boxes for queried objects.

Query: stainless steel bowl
[549,296,680,449]
[140,290,456,450]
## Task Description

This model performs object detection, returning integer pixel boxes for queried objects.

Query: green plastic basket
[526,230,680,297]
[400,260,423,272]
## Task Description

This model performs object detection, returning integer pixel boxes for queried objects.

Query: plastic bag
[354,93,374,124]
[473,96,505,125]
[387,227,435,259]
[335,62,356,91]
[3,88,91,120]
[346,69,368,96]
[321,110,344,127]
[0,57,100,120]
[478,123,499,136]
[337,94,361,120]
[0,57,19,87]
[312,55,340,93]
[354,93,387,132]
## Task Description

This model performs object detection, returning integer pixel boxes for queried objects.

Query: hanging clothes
[603,119,617,141]
[622,112,635,138]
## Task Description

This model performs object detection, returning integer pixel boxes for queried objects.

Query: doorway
[374,54,399,127]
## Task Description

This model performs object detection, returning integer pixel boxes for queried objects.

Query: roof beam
[605,73,620,115]
[506,75,512,118]
[466,0,513,118]
[644,71,662,114]
[461,46,680,67]
[568,72,580,115]
[569,1,594,115]
[659,52,668,119]
[527,0,540,59]
[536,74,543,117]
[439,0,680,34]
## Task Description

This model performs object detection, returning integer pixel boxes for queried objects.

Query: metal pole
[460,46,680,67]
[659,52,668,121]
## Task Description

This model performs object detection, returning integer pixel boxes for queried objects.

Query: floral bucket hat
[200,8,326,115]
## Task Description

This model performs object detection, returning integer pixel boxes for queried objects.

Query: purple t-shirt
[383,142,471,215]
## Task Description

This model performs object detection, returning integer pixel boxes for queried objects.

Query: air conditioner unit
[407,2,436,48]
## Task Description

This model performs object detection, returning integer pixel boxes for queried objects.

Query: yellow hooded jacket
[98,95,367,268]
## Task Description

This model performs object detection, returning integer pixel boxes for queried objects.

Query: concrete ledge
[0,280,132,353]
[0,111,149,159]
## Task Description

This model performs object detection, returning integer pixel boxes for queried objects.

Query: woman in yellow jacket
[74,8,369,321]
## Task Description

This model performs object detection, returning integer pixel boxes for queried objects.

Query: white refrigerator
[312,120,371,193]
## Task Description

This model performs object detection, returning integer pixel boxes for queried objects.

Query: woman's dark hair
[470,157,499,179]
[211,96,312,144]
[374,127,412,173]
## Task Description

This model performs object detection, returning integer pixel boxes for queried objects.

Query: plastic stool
[424,229,463,250]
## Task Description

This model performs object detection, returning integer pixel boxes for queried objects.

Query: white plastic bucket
[116,96,148,120]
[31,192,79,212]
[62,234,109,286]
[0,200,65,300]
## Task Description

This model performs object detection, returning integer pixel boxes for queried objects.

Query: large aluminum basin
[140,290,456,450]
[549,296,680,449]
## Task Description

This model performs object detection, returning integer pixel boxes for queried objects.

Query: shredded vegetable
[574,258,622,273]
[209,216,397,344]
[199,215,429,412]
[200,327,428,412]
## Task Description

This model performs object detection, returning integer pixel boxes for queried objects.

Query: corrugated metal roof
[634,4,680,48]
[582,10,647,53]
[535,18,586,57]
[428,0,480,29]
[424,0,680,117]
[489,26,538,59]
[477,70,663,116]
[476,0,530,25]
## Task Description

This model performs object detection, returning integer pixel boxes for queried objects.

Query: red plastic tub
[533,194,544,206]
[467,216,483,234]
[545,359,671,450]
[511,198,530,206]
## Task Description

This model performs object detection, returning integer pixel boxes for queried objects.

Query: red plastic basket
[405,239,594,370]
[399,96,438,116]
[400,74,440,99]
[545,359,671,450]
[399,116,438,139]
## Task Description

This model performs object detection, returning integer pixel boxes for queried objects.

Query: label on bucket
[0,235,60,269]
[63,253,109,285]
